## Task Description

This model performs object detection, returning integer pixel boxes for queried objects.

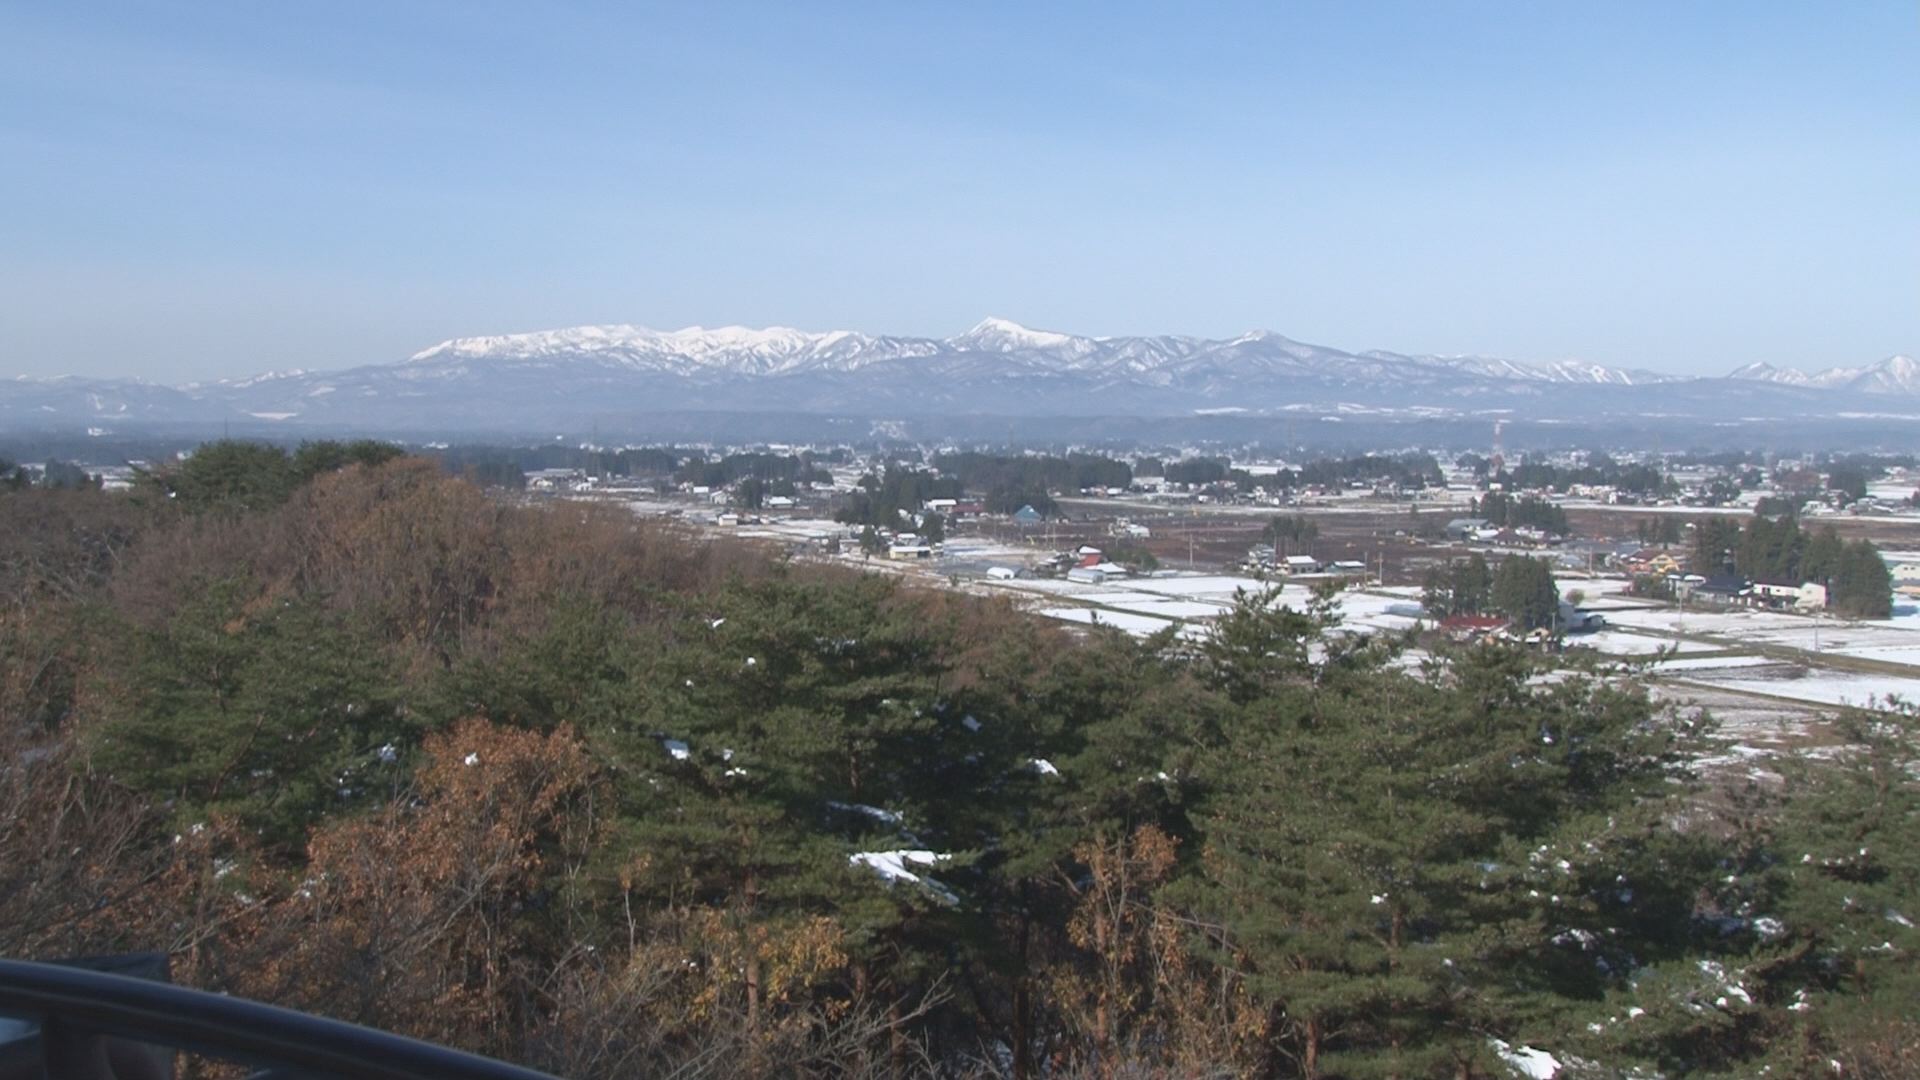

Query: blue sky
[1,1,1913,381]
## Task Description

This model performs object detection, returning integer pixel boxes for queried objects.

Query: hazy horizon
[3,1,1915,382]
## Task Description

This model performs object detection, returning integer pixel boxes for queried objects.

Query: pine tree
[1492,555,1558,630]
[1178,632,1690,1077]
[1830,540,1892,618]
[602,572,966,1041]
[1693,517,1742,576]
[1802,525,1846,586]
[93,583,405,852]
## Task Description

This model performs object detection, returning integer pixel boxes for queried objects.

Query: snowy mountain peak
[1727,356,1916,393]
[405,323,891,375]
[948,317,1090,354]
[8,318,1915,432]
[1853,354,1920,394]
[1728,361,1789,381]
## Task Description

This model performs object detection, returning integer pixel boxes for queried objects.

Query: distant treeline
[1473,490,1572,535]
[0,457,96,491]
[833,464,966,528]
[674,452,832,490]
[1460,452,1677,497]
[1691,514,1892,617]
[427,444,848,490]
[1146,452,1443,493]
[932,451,1133,494]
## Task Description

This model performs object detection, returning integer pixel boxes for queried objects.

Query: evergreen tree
[1423,554,1494,618]
[1738,514,1804,584]
[1830,540,1893,618]
[152,440,300,512]
[1264,515,1320,555]
[1492,555,1559,630]
[1452,554,1493,615]
[39,460,98,490]
[289,439,404,482]
[603,573,966,1037]
[1826,465,1869,503]
[736,475,767,509]
[93,584,405,852]
[1180,626,1691,1077]
[1692,517,1742,575]
[1801,525,1846,586]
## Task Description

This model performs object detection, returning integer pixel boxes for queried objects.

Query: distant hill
[4,319,1914,433]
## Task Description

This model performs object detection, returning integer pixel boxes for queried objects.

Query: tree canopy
[0,452,1912,1078]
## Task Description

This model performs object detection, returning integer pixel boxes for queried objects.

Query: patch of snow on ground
[1037,607,1178,637]
[829,801,903,827]
[1681,667,1920,710]
[1643,654,1780,672]
[1490,1038,1560,1078]
[1565,629,1720,656]
[1093,598,1234,619]
[849,850,957,903]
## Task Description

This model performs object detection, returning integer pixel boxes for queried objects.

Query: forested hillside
[0,446,1914,1078]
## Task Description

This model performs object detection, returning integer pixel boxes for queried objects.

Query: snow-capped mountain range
[3,318,1915,433]
[1727,356,1920,395]
[396,318,1677,386]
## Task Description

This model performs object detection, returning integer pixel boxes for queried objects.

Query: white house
[1887,555,1920,597]
[1283,555,1322,574]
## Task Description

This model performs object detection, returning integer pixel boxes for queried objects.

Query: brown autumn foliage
[0,713,165,959]
[235,717,598,1055]
[1047,825,1264,1078]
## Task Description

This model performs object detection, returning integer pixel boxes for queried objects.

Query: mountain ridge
[399,317,1682,386]
[3,319,1914,433]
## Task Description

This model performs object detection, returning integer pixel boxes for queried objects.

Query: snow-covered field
[1095,598,1236,620]
[1594,606,1920,671]
[1036,607,1181,636]
[1564,629,1722,656]
[1008,574,1426,639]
[1599,607,1812,636]
[1642,654,1780,672]
[998,572,1920,725]
[1677,664,1920,710]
